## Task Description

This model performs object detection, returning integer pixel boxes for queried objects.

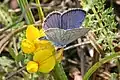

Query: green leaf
[8,47,16,60]
[83,53,120,80]
[51,63,68,80]
[16,53,24,62]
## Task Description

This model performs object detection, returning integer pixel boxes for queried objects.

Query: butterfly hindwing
[61,8,86,29]
[45,28,66,46]
[62,28,89,45]
[43,12,61,30]
[45,28,89,47]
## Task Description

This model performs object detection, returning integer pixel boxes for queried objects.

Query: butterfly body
[43,8,90,47]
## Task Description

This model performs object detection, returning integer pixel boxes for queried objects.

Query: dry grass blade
[0,25,27,53]
[87,31,104,57]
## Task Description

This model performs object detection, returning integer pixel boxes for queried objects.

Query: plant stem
[35,0,44,23]
[51,63,68,80]
[17,0,35,24]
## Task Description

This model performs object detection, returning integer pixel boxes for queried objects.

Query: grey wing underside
[45,28,66,46]
[45,28,90,46]
[62,28,90,45]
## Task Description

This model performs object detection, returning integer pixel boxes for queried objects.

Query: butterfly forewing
[61,9,86,29]
[43,12,61,30]
[43,8,86,30]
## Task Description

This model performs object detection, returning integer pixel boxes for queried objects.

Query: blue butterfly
[43,8,89,47]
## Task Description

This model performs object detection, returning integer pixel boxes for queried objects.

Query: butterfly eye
[57,48,61,51]
[38,36,47,40]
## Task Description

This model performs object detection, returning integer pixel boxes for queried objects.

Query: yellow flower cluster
[21,25,63,73]
[21,25,45,54]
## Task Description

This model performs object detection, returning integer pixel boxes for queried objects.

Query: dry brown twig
[0,25,27,53]
[64,41,90,51]
[0,41,9,53]
[5,66,26,80]
[87,31,104,56]
[0,19,42,53]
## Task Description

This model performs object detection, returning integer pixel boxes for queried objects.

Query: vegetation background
[0,0,120,80]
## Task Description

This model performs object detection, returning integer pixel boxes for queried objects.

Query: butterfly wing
[45,28,89,47]
[43,12,61,30]
[62,28,90,45]
[45,28,66,47]
[61,8,86,29]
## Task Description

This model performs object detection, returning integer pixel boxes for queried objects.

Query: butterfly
[43,8,90,47]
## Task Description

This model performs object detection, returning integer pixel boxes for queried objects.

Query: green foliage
[9,47,16,60]
[0,56,14,67]
[16,53,24,62]
[0,56,15,79]
[17,0,35,24]
[83,52,120,80]
[0,4,13,27]
[83,0,117,53]
[82,0,120,80]
[0,0,118,80]
[110,73,117,80]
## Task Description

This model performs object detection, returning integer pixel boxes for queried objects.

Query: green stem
[83,52,120,80]
[91,7,105,36]
[17,0,35,24]
[92,7,104,28]
[51,63,68,80]
[35,0,44,23]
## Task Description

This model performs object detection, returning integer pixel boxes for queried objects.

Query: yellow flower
[26,25,45,42]
[33,49,56,73]
[21,39,35,53]
[25,42,64,73]
[31,46,63,73]
[33,40,56,73]
[21,25,63,73]
[21,25,46,53]
[26,61,38,73]
[34,39,55,52]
